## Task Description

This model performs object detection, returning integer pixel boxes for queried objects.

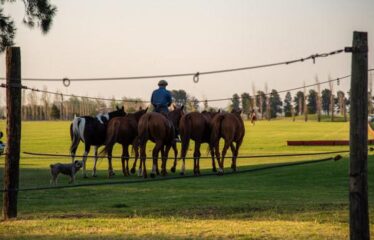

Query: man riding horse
[151,80,172,113]
[151,80,180,142]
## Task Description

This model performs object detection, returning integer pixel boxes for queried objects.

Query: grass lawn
[0,118,373,239]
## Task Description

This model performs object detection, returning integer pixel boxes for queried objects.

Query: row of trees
[0,88,204,121]
[229,87,350,121]
[0,85,368,121]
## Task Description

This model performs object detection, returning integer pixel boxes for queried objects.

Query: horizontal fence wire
[21,149,354,160]
[0,48,347,83]
[0,71,369,104]
[1,155,342,193]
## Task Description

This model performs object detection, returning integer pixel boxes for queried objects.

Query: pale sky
[1,0,374,108]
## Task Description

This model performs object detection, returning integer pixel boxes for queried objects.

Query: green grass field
[0,118,373,239]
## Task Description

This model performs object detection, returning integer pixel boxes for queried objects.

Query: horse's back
[212,112,245,142]
[180,112,209,141]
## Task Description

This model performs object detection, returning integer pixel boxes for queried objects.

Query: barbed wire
[0,48,346,85]
[0,155,342,192]
[2,71,370,104]
[22,149,353,160]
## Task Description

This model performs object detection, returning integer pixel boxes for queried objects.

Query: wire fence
[0,48,346,85]
[3,71,374,104]
[1,155,342,193]
[23,149,352,160]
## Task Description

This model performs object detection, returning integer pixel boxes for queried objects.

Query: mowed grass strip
[1,119,373,239]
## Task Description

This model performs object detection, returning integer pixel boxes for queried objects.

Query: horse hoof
[180,172,185,176]
[92,174,98,178]
[150,173,156,178]
[170,167,176,173]
[130,168,136,174]
[108,172,115,178]
[212,168,217,172]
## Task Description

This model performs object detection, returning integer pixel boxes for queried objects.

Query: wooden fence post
[2,47,22,220]
[349,31,370,240]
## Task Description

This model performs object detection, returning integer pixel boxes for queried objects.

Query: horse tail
[99,120,120,157]
[70,117,83,155]
[138,114,152,146]
[210,114,225,147]
[180,114,192,157]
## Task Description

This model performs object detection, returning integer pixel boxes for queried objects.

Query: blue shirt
[151,86,172,113]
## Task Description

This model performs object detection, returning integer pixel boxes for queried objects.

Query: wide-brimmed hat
[158,80,168,86]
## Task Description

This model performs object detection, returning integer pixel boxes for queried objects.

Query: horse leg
[140,144,147,178]
[232,141,242,172]
[230,143,236,171]
[82,144,91,178]
[121,144,129,176]
[162,144,172,176]
[219,140,231,176]
[214,142,222,175]
[121,144,130,176]
[92,146,99,177]
[131,141,139,174]
[151,141,163,178]
[194,142,201,175]
[180,138,189,176]
[210,144,217,172]
[107,145,115,178]
[170,142,178,173]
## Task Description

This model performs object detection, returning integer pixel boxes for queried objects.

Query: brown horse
[137,106,184,178]
[210,109,245,175]
[100,108,148,177]
[178,110,219,175]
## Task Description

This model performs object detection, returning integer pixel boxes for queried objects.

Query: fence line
[22,149,359,160]
[0,155,342,193]
[0,48,346,85]
[4,70,374,104]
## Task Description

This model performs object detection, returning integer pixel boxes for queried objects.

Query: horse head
[134,107,148,122]
[109,105,126,119]
[167,105,184,131]
[230,108,243,120]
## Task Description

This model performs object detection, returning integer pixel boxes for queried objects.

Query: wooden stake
[349,31,370,240]
[2,47,21,220]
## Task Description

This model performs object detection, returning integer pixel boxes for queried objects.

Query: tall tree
[321,89,331,115]
[231,93,240,111]
[283,92,292,117]
[241,92,251,119]
[256,91,266,119]
[270,89,282,118]
[328,76,334,121]
[315,76,322,122]
[0,0,57,52]
[293,91,304,115]
[171,90,187,107]
[307,89,317,114]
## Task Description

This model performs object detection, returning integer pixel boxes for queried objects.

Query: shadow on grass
[0,157,356,223]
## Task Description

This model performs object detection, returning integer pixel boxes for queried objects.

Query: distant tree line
[228,87,352,122]
[0,85,370,122]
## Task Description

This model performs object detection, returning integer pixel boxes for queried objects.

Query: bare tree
[316,76,322,122]
[265,83,270,120]
[304,82,308,122]
[329,75,334,122]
